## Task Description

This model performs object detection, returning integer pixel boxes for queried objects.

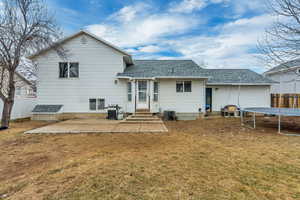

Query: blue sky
[45,0,274,72]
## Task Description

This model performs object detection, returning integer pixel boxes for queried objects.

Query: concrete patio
[25,118,168,134]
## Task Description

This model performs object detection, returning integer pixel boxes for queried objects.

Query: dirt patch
[0,118,300,200]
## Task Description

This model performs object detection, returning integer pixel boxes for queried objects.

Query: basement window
[176,81,192,93]
[89,98,105,111]
[97,99,105,110]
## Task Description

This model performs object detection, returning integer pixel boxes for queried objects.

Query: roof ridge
[28,30,132,60]
[206,68,250,70]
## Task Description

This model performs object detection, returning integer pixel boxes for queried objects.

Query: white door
[137,80,148,109]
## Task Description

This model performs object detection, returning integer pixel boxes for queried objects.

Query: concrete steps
[121,110,163,124]
[126,117,161,122]
[121,121,164,124]
[131,114,154,118]
[136,109,150,113]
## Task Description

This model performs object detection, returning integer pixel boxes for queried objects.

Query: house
[264,59,300,94]
[0,71,36,120]
[28,30,274,120]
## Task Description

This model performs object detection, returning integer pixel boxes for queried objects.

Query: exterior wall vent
[81,36,87,44]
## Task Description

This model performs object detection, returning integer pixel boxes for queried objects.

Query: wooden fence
[271,94,300,108]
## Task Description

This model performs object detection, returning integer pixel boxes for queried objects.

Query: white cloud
[85,1,274,72]
[86,3,201,47]
[109,3,149,23]
[169,0,207,13]
[166,14,276,71]
[138,45,163,53]
[228,0,266,17]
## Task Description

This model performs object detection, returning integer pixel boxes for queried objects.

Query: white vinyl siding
[35,33,127,113]
[208,85,271,112]
[159,79,205,113]
[266,69,300,93]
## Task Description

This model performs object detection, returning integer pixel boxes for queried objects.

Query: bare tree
[259,0,300,67]
[0,0,63,128]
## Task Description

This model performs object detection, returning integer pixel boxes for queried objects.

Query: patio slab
[25,119,168,134]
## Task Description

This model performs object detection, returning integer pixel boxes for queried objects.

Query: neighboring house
[264,59,300,94]
[0,72,36,120]
[28,30,274,120]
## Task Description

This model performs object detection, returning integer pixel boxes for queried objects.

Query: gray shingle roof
[117,60,276,85]
[117,60,207,78]
[265,59,300,74]
[205,69,277,85]
[32,105,63,113]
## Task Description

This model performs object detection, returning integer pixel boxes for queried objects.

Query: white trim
[264,66,300,75]
[118,76,209,80]
[156,76,209,79]
[207,83,273,86]
[32,112,60,115]
[117,76,155,80]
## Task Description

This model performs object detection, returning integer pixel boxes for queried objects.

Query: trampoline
[241,107,300,135]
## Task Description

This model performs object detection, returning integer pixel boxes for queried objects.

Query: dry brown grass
[0,117,300,200]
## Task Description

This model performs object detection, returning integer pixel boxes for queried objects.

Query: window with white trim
[59,62,79,78]
[176,81,192,93]
[153,82,159,101]
[89,98,105,110]
[127,82,132,102]
[16,87,21,96]
[97,99,105,110]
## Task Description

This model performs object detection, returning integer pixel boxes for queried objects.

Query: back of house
[29,30,274,120]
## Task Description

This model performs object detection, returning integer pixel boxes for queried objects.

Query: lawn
[0,118,300,200]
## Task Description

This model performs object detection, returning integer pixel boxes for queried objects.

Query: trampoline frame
[241,107,300,135]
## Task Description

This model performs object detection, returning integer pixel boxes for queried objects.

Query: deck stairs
[121,109,163,124]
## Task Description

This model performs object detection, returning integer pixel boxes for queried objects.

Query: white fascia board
[156,76,210,79]
[207,83,273,86]
[264,66,300,75]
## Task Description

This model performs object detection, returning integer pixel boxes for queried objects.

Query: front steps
[121,109,163,124]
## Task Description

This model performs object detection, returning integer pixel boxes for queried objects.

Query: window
[59,62,68,78]
[16,87,21,96]
[153,82,159,101]
[89,98,105,111]
[127,82,132,102]
[184,81,192,92]
[59,62,79,78]
[176,81,192,93]
[97,99,105,110]
[176,81,184,92]
[69,63,79,78]
[89,99,97,110]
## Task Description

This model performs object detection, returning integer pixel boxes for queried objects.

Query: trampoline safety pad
[242,107,300,117]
